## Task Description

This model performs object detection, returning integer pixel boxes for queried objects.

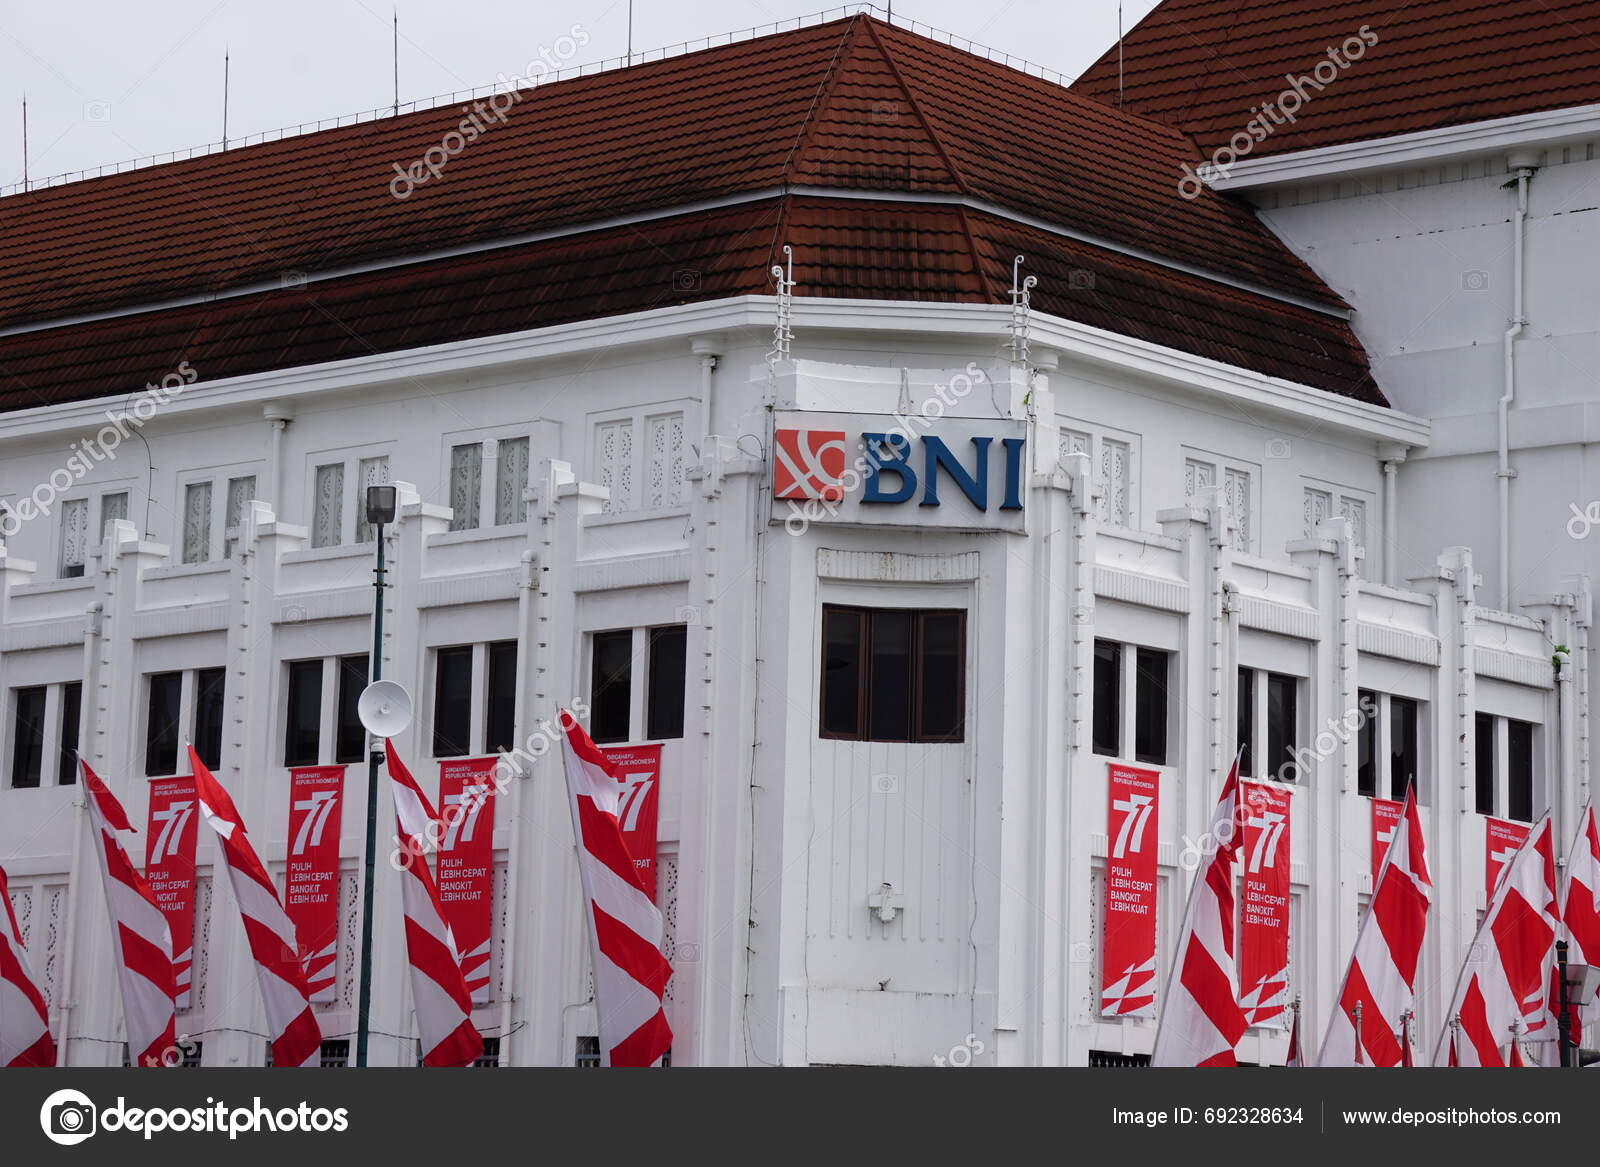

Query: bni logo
[773,429,846,501]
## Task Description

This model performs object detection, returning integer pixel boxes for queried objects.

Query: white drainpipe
[496,549,537,1063]
[1499,151,1540,610]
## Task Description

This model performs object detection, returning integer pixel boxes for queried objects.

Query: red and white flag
[0,863,55,1066]
[1319,786,1432,1067]
[1151,757,1247,1066]
[1435,813,1558,1066]
[190,748,322,1067]
[560,711,672,1067]
[386,742,482,1068]
[80,762,176,1067]
[1284,1006,1302,1067]
[1560,804,1600,1026]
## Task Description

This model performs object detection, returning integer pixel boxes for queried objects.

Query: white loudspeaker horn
[357,680,413,737]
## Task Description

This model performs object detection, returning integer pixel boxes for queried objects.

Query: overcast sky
[0,0,1162,188]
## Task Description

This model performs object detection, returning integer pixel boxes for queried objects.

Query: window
[311,453,390,548]
[448,443,483,531]
[574,1035,601,1067]
[319,1040,350,1068]
[181,482,212,564]
[644,627,686,741]
[1238,668,1300,782]
[472,1037,501,1068]
[8,682,83,788]
[1184,456,1253,551]
[818,607,965,743]
[432,647,474,757]
[1303,485,1371,574]
[1099,439,1131,526]
[60,498,89,577]
[192,667,226,770]
[1093,640,1170,764]
[1507,719,1535,823]
[336,655,369,764]
[100,490,128,530]
[1389,697,1418,799]
[427,642,519,757]
[1475,712,1496,815]
[495,437,530,525]
[284,660,323,767]
[10,687,46,788]
[284,656,368,767]
[1357,689,1378,797]
[145,672,183,776]
[589,629,634,744]
[485,641,517,753]
[58,682,81,785]
[222,475,256,558]
[594,411,688,514]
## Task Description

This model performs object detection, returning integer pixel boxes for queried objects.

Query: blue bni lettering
[921,436,990,509]
[861,432,916,503]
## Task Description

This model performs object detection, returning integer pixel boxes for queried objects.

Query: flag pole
[355,511,388,1067]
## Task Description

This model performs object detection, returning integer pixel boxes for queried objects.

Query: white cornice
[1208,101,1600,191]
[0,295,1428,449]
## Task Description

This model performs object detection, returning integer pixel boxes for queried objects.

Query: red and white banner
[1437,813,1558,1065]
[602,745,664,902]
[1320,787,1432,1067]
[388,743,482,1068]
[1239,782,1292,1028]
[1486,817,1531,900]
[190,748,321,1067]
[284,766,345,1002]
[144,776,198,1009]
[437,756,498,1003]
[1101,763,1158,1017]
[81,762,177,1067]
[0,862,55,1067]
[1560,805,1600,1026]
[560,711,672,1067]
[1152,758,1247,1066]
[1370,798,1403,882]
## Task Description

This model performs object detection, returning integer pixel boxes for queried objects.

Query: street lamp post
[355,484,397,1067]
[1558,939,1573,1068]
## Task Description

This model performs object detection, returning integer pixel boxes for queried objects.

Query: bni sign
[772,411,1028,533]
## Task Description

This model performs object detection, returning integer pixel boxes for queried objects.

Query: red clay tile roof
[1073,0,1600,158]
[0,194,1380,412]
[0,15,1380,412]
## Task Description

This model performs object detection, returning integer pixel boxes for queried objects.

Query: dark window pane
[1093,640,1121,757]
[1134,648,1168,765]
[145,672,182,776]
[1237,668,1254,777]
[917,612,963,740]
[432,646,474,757]
[1475,712,1496,815]
[485,641,518,752]
[283,660,323,767]
[336,655,369,764]
[1507,719,1535,822]
[1356,690,1377,797]
[1390,697,1419,800]
[867,610,912,741]
[11,686,46,788]
[821,609,863,738]
[646,626,686,741]
[589,631,633,745]
[1266,672,1298,782]
[192,667,226,770]
[58,682,82,785]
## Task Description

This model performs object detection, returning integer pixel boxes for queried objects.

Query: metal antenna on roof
[222,49,230,148]
[627,0,634,63]
[20,95,27,191]
[393,8,400,115]
[1009,255,1037,366]
[769,245,796,368]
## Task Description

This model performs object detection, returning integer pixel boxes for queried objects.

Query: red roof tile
[1073,0,1600,158]
[0,194,1378,413]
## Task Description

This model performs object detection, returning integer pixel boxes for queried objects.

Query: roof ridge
[858,17,973,197]
[776,15,873,187]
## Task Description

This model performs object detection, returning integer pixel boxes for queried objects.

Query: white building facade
[1,11,1593,1067]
